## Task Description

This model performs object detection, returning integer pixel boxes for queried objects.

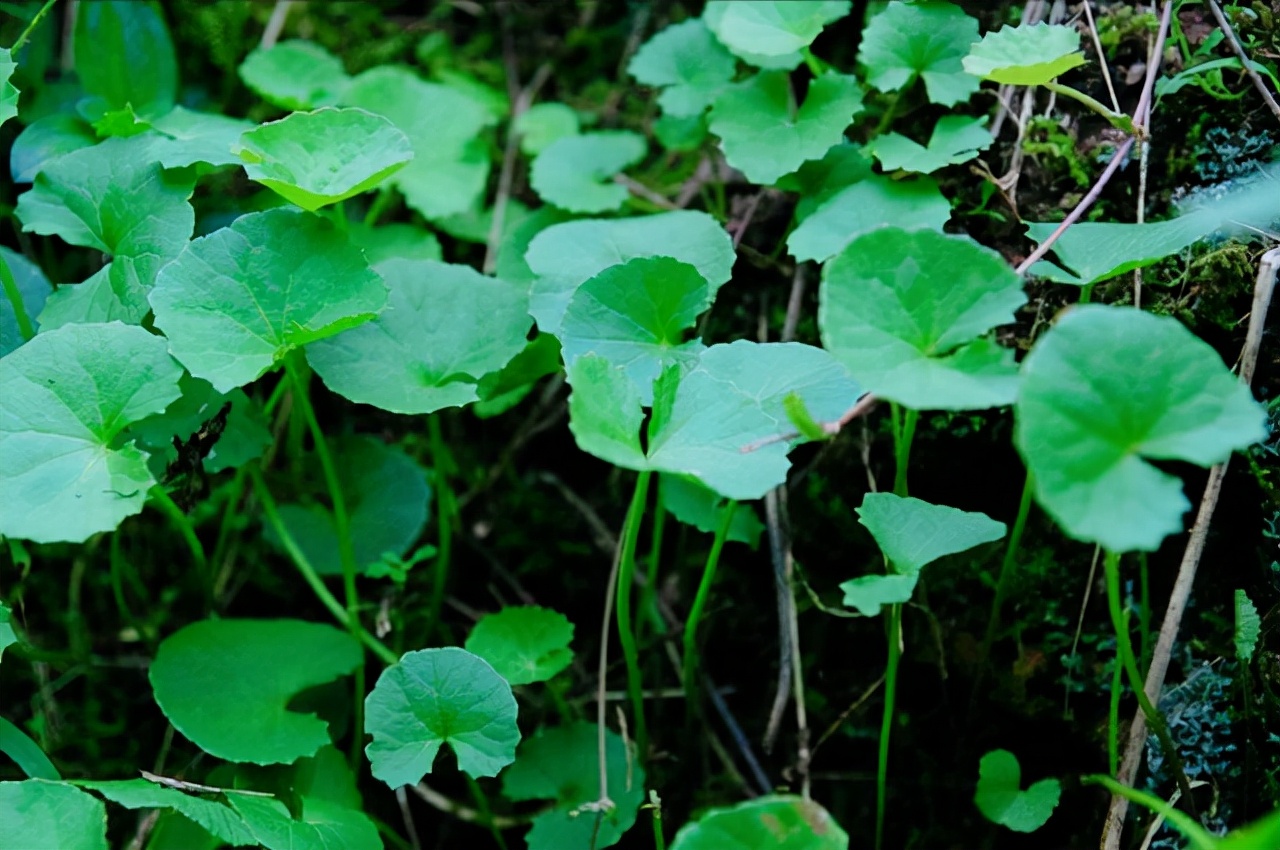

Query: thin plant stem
[892,407,918,497]
[639,494,667,642]
[1108,607,1126,777]
[0,254,34,342]
[617,470,653,762]
[10,0,58,52]
[1102,550,1196,809]
[1041,81,1133,132]
[1138,552,1151,670]
[284,354,367,763]
[981,469,1035,660]
[463,775,507,850]
[148,487,208,579]
[249,466,398,665]
[682,501,737,710]
[426,415,455,639]
[649,792,666,850]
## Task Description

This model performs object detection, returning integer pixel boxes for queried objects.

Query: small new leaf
[974,750,1060,833]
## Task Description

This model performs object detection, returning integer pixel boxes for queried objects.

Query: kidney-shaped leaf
[1015,305,1266,552]
[963,23,1085,85]
[308,258,528,413]
[239,40,350,111]
[858,493,1006,573]
[0,780,107,850]
[237,108,413,211]
[858,1,980,106]
[501,722,643,850]
[149,619,362,764]
[559,257,708,403]
[227,796,380,850]
[670,794,848,850]
[264,436,431,576]
[465,606,574,686]
[77,780,254,847]
[150,208,386,393]
[709,71,864,185]
[530,131,646,214]
[0,322,182,543]
[820,227,1025,410]
[526,211,734,335]
[629,19,737,117]
[365,647,519,787]
[704,1,849,67]
[974,750,1061,833]
[787,175,950,262]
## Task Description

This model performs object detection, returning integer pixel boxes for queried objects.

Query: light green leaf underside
[858,1,981,106]
[308,258,529,413]
[858,493,1006,574]
[365,647,519,787]
[150,208,387,393]
[787,175,950,262]
[264,436,431,577]
[530,130,646,214]
[963,23,1085,85]
[149,619,362,764]
[820,227,1025,410]
[840,573,918,616]
[465,606,574,685]
[526,210,734,336]
[669,794,849,850]
[237,107,412,211]
[1015,305,1266,552]
[709,71,865,185]
[0,322,182,543]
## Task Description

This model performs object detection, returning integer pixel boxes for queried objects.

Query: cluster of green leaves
[0,1,1275,848]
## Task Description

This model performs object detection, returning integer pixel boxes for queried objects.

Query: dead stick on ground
[1205,0,1280,126]
[1101,245,1280,850]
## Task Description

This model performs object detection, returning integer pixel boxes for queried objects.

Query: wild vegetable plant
[0,1,1277,849]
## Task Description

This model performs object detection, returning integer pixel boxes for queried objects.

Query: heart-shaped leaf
[820,227,1025,410]
[501,722,643,850]
[239,40,350,111]
[0,322,183,543]
[709,71,864,185]
[464,606,574,686]
[858,1,981,106]
[149,619,362,764]
[1015,305,1266,552]
[974,750,1060,832]
[526,211,734,335]
[236,107,413,211]
[963,23,1086,85]
[669,795,848,850]
[150,208,387,393]
[513,103,581,155]
[787,175,950,262]
[308,258,529,414]
[857,493,1006,574]
[629,19,737,117]
[0,780,107,850]
[530,131,646,214]
[365,647,520,787]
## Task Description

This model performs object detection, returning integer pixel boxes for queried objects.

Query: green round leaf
[227,796,381,850]
[858,1,981,106]
[501,723,643,850]
[263,435,432,577]
[308,258,529,414]
[868,115,993,174]
[341,66,496,220]
[1014,305,1267,552]
[670,795,848,850]
[237,107,413,211]
[465,606,574,685]
[839,574,919,616]
[525,211,735,335]
[365,647,520,786]
[0,247,51,356]
[709,71,864,185]
[974,750,1060,833]
[77,780,255,847]
[857,493,1006,574]
[10,114,97,182]
[0,322,183,543]
[629,19,736,117]
[530,131,647,214]
[704,1,850,65]
[513,103,580,156]
[149,619,362,764]
[239,40,350,111]
[147,106,256,170]
[820,227,1025,410]
[150,208,387,393]
[559,257,708,403]
[787,175,950,263]
[963,23,1086,85]
[0,780,107,850]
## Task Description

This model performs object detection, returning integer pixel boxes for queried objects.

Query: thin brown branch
[1205,0,1280,126]
[1081,1,1121,114]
